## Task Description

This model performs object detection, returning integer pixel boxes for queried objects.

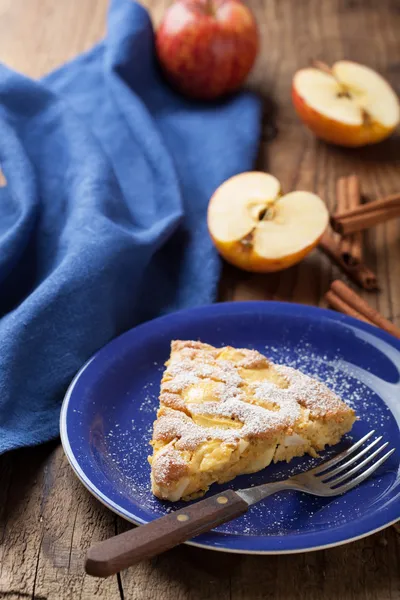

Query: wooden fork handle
[85,490,248,577]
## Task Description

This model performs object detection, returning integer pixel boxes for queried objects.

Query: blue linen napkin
[0,0,261,453]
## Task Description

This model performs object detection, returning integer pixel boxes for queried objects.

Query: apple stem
[312,60,332,75]
[205,0,215,16]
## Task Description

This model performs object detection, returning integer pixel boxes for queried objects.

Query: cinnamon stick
[331,193,400,235]
[336,176,351,258]
[334,192,400,219]
[325,290,374,325]
[332,206,400,235]
[319,232,378,291]
[336,175,363,265]
[325,280,400,339]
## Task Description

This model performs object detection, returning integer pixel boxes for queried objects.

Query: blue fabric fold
[0,0,261,453]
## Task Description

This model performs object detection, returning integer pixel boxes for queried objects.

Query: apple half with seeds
[207,172,329,273]
[292,60,400,147]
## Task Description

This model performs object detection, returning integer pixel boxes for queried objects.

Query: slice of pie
[149,341,356,501]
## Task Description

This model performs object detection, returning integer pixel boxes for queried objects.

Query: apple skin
[292,84,393,147]
[156,0,259,100]
[209,231,325,273]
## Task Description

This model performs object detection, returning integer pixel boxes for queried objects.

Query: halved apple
[207,172,329,273]
[292,61,400,147]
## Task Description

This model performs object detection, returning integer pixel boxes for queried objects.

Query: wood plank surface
[0,0,399,599]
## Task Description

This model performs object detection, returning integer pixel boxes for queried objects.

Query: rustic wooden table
[0,0,399,598]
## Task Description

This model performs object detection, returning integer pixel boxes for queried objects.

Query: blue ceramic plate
[60,302,400,554]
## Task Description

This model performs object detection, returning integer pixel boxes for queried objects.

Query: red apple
[156,0,259,100]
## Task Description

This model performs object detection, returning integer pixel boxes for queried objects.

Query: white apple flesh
[208,172,329,273]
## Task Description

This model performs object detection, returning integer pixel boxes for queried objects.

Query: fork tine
[331,448,395,495]
[319,436,383,481]
[311,430,375,475]
[326,442,389,487]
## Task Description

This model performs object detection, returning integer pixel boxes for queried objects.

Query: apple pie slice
[149,341,356,501]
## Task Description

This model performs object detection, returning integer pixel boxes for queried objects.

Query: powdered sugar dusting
[264,342,391,428]
[274,365,348,417]
[163,370,200,393]
[215,380,243,403]
[153,406,242,451]
[152,443,188,486]
[167,358,243,386]
[190,395,300,437]
[153,342,353,463]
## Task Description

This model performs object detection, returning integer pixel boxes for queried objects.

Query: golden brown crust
[151,444,189,486]
[171,340,215,352]
[159,391,190,414]
[237,349,270,369]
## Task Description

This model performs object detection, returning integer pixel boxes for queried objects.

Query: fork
[85,430,394,577]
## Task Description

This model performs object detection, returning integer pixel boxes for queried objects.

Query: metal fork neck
[237,480,307,506]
